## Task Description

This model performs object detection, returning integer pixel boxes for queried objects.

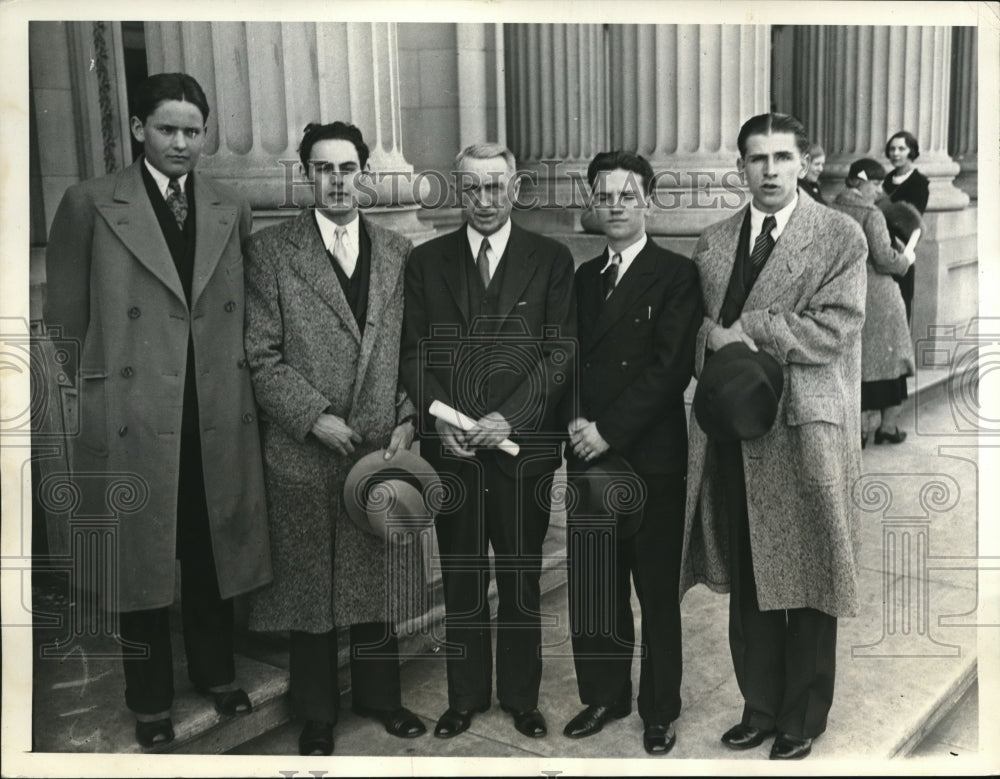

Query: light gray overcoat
[244,211,423,633]
[679,193,868,618]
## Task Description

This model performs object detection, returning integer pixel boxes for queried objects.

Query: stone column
[144,21,430,238]
[949,26,977,201]
[457,24,507,148]
[792,26,968,212]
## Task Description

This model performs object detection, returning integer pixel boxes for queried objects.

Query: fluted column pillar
[949,27,977,201]
[144,21,431,238]
[792,26,968,212]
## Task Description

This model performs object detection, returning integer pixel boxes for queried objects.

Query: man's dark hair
[131,73,210,124]
[587,150,655,196]
[299,121,370,170]
[885,130,920,162]
[737,113,810,158]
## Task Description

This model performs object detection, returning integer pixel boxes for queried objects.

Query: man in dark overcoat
[244,121,425,756]
[43,72,272,748]
[400,143,576,741]
[561,151,702,755]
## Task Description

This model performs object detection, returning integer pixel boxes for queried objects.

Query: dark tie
[750,215,777,268]
[603,252,622,299]
[476,237,492,289]
[166,178,188,231]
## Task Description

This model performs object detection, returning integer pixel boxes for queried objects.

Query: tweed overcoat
[43,160,272,612]
[244,210,422,633]
[679,193,868,617]
[832,189,915,383]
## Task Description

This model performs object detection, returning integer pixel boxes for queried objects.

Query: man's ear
[130,116,145,143]
[510,173,522,203]
[736,156,745,175]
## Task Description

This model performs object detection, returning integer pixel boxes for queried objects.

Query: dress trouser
[718,441,838,739]
[433,452,552,712]
[288,623,402,723]
[568,472,685,726]
[119,428,234,716]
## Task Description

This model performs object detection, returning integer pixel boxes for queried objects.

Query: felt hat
[693,341,784,442]
[880,199,924,244]
[343,449,441,543]
[566,451,645,539]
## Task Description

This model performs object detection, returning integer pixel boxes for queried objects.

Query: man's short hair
[737,113,810,158]
[131,73,210,124]
[454,143,517,174]
[587,150,655,197]
[298,121,370,169]
[885,130,920,162]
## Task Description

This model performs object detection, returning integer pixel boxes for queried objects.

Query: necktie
[750,215,777,268]
[166,178,188,231]
[603,253,622,299]
[476,237,492,289]
[332,226,356,278]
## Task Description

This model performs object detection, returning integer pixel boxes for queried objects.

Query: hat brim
[343,448,442,534]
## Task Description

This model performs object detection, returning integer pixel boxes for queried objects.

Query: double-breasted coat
[679,193,868,618]
[43,160,272,612]
[243,211,421,634]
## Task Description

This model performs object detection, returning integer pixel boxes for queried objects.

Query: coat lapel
[96,162,187,306]
[191,173,238,310]
[586,240,658,350]
[495,224,539,318]
[288,211,362,343]
[701,209,746,321]
[353,218,402,404]
[439,227,472,326]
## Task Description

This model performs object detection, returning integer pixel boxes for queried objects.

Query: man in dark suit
[400,143,576,740]
[561,151,702,755]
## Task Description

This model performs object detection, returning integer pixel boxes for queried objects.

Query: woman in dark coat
[799,142,827,205]
[882,130,929,323]
[833,158,917,446]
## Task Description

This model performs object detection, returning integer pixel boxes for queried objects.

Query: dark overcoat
[243,211,422,633]
[43,160,272,612]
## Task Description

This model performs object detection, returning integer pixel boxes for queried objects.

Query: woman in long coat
[833,158,916,446]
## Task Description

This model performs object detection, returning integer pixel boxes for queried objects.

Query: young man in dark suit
[561,151,702,755]
[400,143,576,741]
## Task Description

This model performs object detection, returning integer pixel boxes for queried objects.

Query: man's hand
[435,416,475,458]
[707,320,758,352]
[568,418,610,462]
[467,411,512,449]
[311,413,363,455]
[384,419,415,460]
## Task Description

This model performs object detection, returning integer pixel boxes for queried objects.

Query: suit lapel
[587,240,658,350]
[288,211,362,343]
[495,224,539,318]
[744,197,812,310]
[701,210,746,321]
[96,162,187,306]
[439,228,472,326]
[353,218,400,403]
[191,173,238,309]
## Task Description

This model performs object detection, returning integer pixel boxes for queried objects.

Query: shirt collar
[600,233,647,277]
[314,211,360,254]
[143,157,188,199]
[749,192,798,239]
[467,219,512,260]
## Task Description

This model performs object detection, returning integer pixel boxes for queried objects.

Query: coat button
[584,361,591,370]
[237,357,248,369]
[118,425,128,437]
[225,301,237,313]
[128,307,141,319]
[242,412,254,423]
[620,360,628,369]
[120,366,134,378]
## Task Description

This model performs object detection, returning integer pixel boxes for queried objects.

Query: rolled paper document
[428,400,520,456]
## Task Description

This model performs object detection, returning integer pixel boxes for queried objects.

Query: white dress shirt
[144,158,188,200]
[466,219,512,282]
[315,211,360,277]
[599,233,648,287]
[748,193,798,250]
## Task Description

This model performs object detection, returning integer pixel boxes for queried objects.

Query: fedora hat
[566,451,645,539]
[343,449,442,543]
[693,341,784,442]
[879,199,924,244]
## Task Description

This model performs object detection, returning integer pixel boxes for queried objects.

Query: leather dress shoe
[874,426,907,444]
[643,721,676,755]
[135,718,174,748]
[195,685,253,716]
[433,703,489,738]
[721,722,776,750]
[298,720,334,756]
[563,698,631,738]
[770,733,813,760]
[352,703,426,738]
[500,703,547,738]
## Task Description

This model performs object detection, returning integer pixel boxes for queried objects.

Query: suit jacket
[679,194,868,617]
[567,237,702,475]
[43,159,271,611]
[400,222,577,477]
[244,210,423,632]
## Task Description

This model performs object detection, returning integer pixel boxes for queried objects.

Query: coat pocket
[77,369,109,456]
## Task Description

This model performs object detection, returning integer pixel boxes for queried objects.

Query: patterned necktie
[750,215,777,267]
[165,178,188,230]
[476,237,492,289]
[332,226,356,278]
[603,252,622,299]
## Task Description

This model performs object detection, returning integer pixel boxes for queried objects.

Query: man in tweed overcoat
[244,122,426,756]
[680,113,867,761]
